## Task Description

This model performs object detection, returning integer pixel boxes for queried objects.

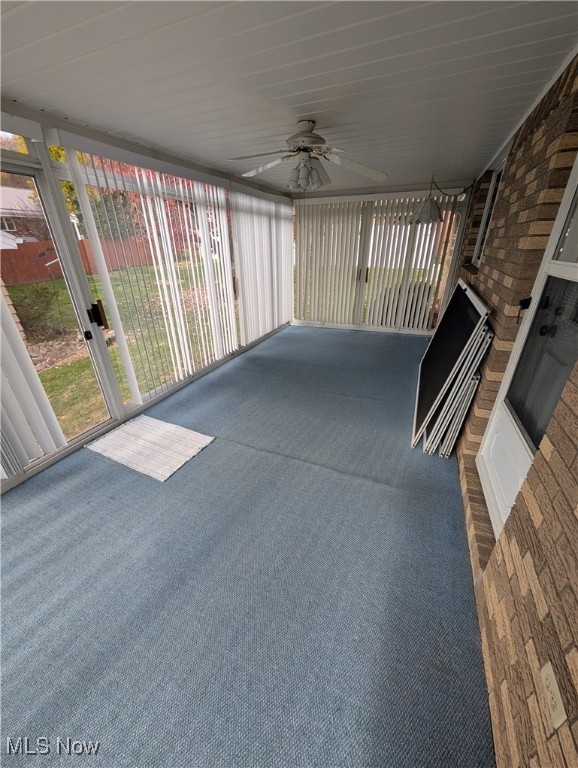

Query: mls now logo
[6,736,100,756]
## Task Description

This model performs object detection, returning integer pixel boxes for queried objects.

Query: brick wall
[479,366,578,768]
[454,55,578,767]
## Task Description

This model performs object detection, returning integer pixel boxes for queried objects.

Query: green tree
[0,132,28,154]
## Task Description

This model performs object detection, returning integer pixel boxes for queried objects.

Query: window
[0,131,29,155]
[506,275,578,449]
[1,217,16,231]
[471,143,510,268]
[554,187,578,264]
[471,165,504,267]
[505,188,578,448]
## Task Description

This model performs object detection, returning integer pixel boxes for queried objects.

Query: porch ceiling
[1,1,577,195]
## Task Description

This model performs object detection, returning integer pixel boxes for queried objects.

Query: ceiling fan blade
[313,145,347,155]
[241,156,292,177]
[227,150,287,161]
[325,152,386,182]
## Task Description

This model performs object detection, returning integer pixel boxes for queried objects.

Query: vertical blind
[1,292,66,476]
[75,153,239,399]
[295,194,459,331]
[230,191,293,346]
[295,201,363,326]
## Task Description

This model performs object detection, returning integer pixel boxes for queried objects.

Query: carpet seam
[210,435,458,499]
[223,368,417,407]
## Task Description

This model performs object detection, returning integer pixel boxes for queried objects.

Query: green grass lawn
[38,347,133,440]
[7,260,210,337]
[7,260,223,440]
[39,355,111,439]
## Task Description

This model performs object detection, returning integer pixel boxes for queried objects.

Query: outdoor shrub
[8,283,65,342]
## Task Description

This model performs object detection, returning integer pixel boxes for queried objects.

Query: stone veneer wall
[454,56,578,767]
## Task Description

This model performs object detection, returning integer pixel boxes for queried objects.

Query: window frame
[471,144,510,267]
[476,156,578,536]
[1,217,17,231]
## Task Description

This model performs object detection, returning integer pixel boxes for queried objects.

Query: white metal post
[34,140,129,418]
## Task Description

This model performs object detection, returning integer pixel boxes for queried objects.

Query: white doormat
[86,415,215,481]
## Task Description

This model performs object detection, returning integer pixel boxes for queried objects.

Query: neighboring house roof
[0,230,19,248]
[0,187,43,217]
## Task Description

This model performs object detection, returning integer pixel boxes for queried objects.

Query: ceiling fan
[227,120,386,191]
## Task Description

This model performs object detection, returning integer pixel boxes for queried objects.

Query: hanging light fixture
[286,153,331,192]
[308,157,327,190]
[411,176,443,224]
[308,167,322,190]
[287,166,300,191]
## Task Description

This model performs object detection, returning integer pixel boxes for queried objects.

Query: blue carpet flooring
[2,327,495,767]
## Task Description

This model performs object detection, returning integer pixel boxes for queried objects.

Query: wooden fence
[1,236,154,285]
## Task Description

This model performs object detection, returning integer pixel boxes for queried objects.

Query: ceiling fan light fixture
[309,156,330,185]
[298,163,310,185]
[287,166,300,190]
[308,167,323,190]
[285,155,329,191]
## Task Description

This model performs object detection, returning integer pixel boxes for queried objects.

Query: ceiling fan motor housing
[286,120,326,150]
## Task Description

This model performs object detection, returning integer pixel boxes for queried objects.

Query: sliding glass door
[294,193,462,331]
[61,150,239,403]
[1,167,115,478]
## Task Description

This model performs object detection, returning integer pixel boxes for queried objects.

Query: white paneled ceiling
[1,1,577,194]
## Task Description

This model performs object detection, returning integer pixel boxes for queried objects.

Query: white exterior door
[477,157,578,537]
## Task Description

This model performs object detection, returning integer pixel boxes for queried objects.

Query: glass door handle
[96,299,109,329]
[87,300,109,329]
